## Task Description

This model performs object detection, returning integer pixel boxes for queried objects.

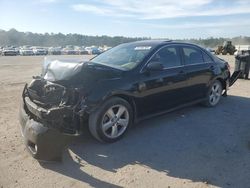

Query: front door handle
[210,65,215,70]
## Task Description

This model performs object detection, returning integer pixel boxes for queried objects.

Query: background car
[2,47,18,56]
[32,47,48,55]
[74,46,89,55]
[61,45,77,55]
[19,46,34,56]
[48,47,62,55]
[91,47,102,55]
[84,47,93,54]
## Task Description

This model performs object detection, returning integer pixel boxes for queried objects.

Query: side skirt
[135,98,206,123]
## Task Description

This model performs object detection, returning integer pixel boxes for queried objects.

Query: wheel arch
[100,93,137,122]
[215,77,226,90]
[208,74,227,89]
[86,91,138,124]
[108,94,137,123]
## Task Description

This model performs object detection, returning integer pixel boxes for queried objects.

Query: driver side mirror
[146,61,164,71]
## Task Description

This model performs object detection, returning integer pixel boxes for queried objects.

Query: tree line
[0,29,250,48]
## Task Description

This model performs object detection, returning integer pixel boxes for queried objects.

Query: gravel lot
[0,55,249,188]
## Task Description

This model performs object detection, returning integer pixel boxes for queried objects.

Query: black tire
[89,97,133,143]
[203,80,223,107]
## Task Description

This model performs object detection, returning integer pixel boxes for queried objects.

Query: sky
[0,0,250,39]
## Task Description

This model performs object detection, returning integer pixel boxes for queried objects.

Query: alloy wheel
[209,82,222,106]
[101,105,129,139]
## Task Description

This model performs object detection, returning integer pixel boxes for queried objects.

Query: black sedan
[19,40,240,161]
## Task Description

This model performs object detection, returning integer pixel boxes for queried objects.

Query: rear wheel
[204,80,222,107]
[89,97,133,143]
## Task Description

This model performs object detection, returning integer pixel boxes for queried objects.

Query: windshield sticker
[134,46,152,50]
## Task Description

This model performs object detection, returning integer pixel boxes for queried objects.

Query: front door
[135,45,188,117]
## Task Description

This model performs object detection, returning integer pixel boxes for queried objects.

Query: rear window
[183,47,203,65]
[202,51,213,62]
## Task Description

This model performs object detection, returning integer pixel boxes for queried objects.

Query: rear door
[181,45,214,102]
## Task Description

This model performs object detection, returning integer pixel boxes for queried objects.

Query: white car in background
[48,47,62,55]
[103,46,112,52]
[32,47,48,55]
[20,46,34,56]
[2,47,18,56]
[84,47,93,55]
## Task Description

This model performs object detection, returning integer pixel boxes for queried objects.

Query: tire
[89,97,133,143]
[203,80,223,107]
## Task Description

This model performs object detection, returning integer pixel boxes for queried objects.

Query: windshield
[90,43,153,70]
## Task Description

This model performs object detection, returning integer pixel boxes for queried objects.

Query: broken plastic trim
[23,79,83,135]
[229,70,242,87]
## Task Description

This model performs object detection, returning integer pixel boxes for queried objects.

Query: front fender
[83,78,137,115]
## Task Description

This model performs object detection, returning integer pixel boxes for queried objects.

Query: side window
[202,51,213,62]
[151,46,181,68]
[183,47,203,65]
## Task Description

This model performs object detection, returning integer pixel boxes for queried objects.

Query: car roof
[127,40,202,49]
[129,40,172,46]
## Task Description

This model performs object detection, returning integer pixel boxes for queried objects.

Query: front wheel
[88,97,133,143]
[204,80,223,107]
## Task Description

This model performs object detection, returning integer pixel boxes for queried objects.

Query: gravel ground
[0,55,249,188]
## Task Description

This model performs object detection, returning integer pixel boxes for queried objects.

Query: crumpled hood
[42,58,84,82]
[42,58,123,88]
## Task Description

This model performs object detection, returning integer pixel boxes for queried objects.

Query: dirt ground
[0,55,249,188]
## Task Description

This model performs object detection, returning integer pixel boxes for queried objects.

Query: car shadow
[41,95,250,187]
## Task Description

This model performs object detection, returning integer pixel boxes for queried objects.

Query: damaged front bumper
[19,83,83,161]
